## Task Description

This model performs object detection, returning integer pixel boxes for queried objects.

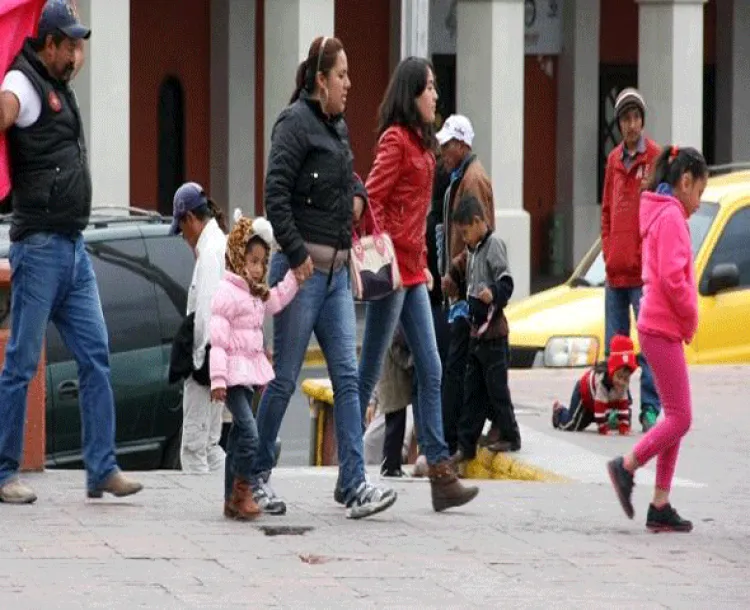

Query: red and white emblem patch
[48,91,62,113]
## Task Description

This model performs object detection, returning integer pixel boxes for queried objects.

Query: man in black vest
[0,0,142,504]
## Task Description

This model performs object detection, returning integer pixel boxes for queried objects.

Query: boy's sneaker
[346,481,397,520]
[640,406,659,432]
[552,402,564,429]
[646,503,693,533]
[252,481,286,515]
[618,423,631,436]
[607,457,635,519]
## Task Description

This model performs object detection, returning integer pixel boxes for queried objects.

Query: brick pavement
[0,365,748,609]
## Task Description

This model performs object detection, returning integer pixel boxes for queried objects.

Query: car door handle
[57,380,79,400]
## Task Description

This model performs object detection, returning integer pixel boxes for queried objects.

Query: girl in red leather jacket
[357,57,478,513]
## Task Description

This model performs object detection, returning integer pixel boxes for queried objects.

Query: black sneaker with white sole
[346,481,397,520]
[252,481,287,515]
[646,503,693,533]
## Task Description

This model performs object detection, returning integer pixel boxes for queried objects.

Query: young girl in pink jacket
[210,210,298,520]
[607,146,707,533]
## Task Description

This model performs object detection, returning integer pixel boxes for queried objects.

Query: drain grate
[257,525,314,537]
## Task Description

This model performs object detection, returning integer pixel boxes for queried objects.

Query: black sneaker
[607,457,635,519]
[646,503,693,533]
[346,481,397,520]
[252,481,287,515]
[380,467,408,478]
[333,486,346,505]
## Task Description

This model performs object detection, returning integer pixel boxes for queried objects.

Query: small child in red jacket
[552,335,638,435]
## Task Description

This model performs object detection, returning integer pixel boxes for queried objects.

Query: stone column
[637,0,707,149]
[263,0,334,174]
[74,0,130,208]
[715,0,750,164]
[400,0,430,58]
[556,0,601,268]
[457,0,530,299]
[211,0,256,217]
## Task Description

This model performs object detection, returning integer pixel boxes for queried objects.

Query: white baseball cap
[436,114,474,147]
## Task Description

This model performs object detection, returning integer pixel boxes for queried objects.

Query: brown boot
[429,461,479,512]
[230,478,261,520]
[87,471,143,499]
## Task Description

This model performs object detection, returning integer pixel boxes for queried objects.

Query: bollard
[0,260,46,472]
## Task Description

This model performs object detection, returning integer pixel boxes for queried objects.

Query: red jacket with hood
[365,125,436,287]
[601,138,661,288]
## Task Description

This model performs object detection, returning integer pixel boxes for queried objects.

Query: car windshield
[575,201,719,287]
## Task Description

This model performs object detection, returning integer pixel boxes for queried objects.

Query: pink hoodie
[637,190,698,343]
[209,270,298,390]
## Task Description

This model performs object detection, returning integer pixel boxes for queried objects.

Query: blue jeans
[604,284,660,414]
[250,253,365,496]
[224,386,259,501]
[358,285,449,465]
[0,233,118,491]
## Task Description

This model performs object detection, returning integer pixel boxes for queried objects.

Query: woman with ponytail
[249,36,396,520]
[608,146,708,533]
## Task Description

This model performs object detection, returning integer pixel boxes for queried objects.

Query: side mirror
[705,263,740,296]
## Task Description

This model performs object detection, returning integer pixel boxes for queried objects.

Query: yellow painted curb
[463,447,568,483]
[301,377,569,483]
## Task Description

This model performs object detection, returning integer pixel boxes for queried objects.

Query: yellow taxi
[506,169,750,368]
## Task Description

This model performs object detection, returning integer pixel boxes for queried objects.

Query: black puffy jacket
[264,90,365,268]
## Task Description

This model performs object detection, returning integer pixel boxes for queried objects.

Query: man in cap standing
[601,87,662,432]
[434,115,511,462]
[0,0,142,503]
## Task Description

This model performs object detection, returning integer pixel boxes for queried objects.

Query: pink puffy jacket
[637,190,698,343]
[209,270,298,390]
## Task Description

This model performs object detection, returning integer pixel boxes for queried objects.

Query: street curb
[301,376,569,484]
[463,446,569,483]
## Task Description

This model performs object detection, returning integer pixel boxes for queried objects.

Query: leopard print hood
[225,209,275,299]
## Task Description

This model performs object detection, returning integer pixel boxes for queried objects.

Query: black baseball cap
[38,0,91,40]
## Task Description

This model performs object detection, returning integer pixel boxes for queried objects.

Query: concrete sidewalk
[3,365,749,608]
[1,467,748,609]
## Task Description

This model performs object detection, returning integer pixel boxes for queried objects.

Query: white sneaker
[346,481,397,520]
[0,478,37,504]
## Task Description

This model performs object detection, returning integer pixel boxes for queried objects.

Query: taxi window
[703,206,750,290]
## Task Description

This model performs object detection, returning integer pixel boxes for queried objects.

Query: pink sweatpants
[632,331,692,491]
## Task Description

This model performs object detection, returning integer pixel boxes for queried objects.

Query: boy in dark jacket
[447,196,521,459]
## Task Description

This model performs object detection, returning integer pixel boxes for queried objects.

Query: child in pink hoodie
[210,210,299,520]
[607,146,707,533]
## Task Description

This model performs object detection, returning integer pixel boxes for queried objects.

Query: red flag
[0,0,46,199]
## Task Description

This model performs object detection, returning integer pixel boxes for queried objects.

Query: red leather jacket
[365,125,436,287]
[601,138,661,288]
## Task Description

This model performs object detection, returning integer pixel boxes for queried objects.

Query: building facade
[70,0,742,299]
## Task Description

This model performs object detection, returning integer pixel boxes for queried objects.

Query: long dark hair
[376,56,436,150]
[646,145,708,192]
[290,36,344,104]
[192,198,228,233]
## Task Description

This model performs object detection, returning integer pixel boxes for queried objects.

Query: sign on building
[430,0,563,56]
[524,0,562,55]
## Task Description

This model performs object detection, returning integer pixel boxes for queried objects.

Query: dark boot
[429,461,479,512]
[230,478,261,520]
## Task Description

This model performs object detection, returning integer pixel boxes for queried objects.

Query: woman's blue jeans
[358,285,449,465]
[250,253,366,496]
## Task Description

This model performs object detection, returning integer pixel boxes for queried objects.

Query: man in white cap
[434,115,511,465]
[601,87,662,432]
